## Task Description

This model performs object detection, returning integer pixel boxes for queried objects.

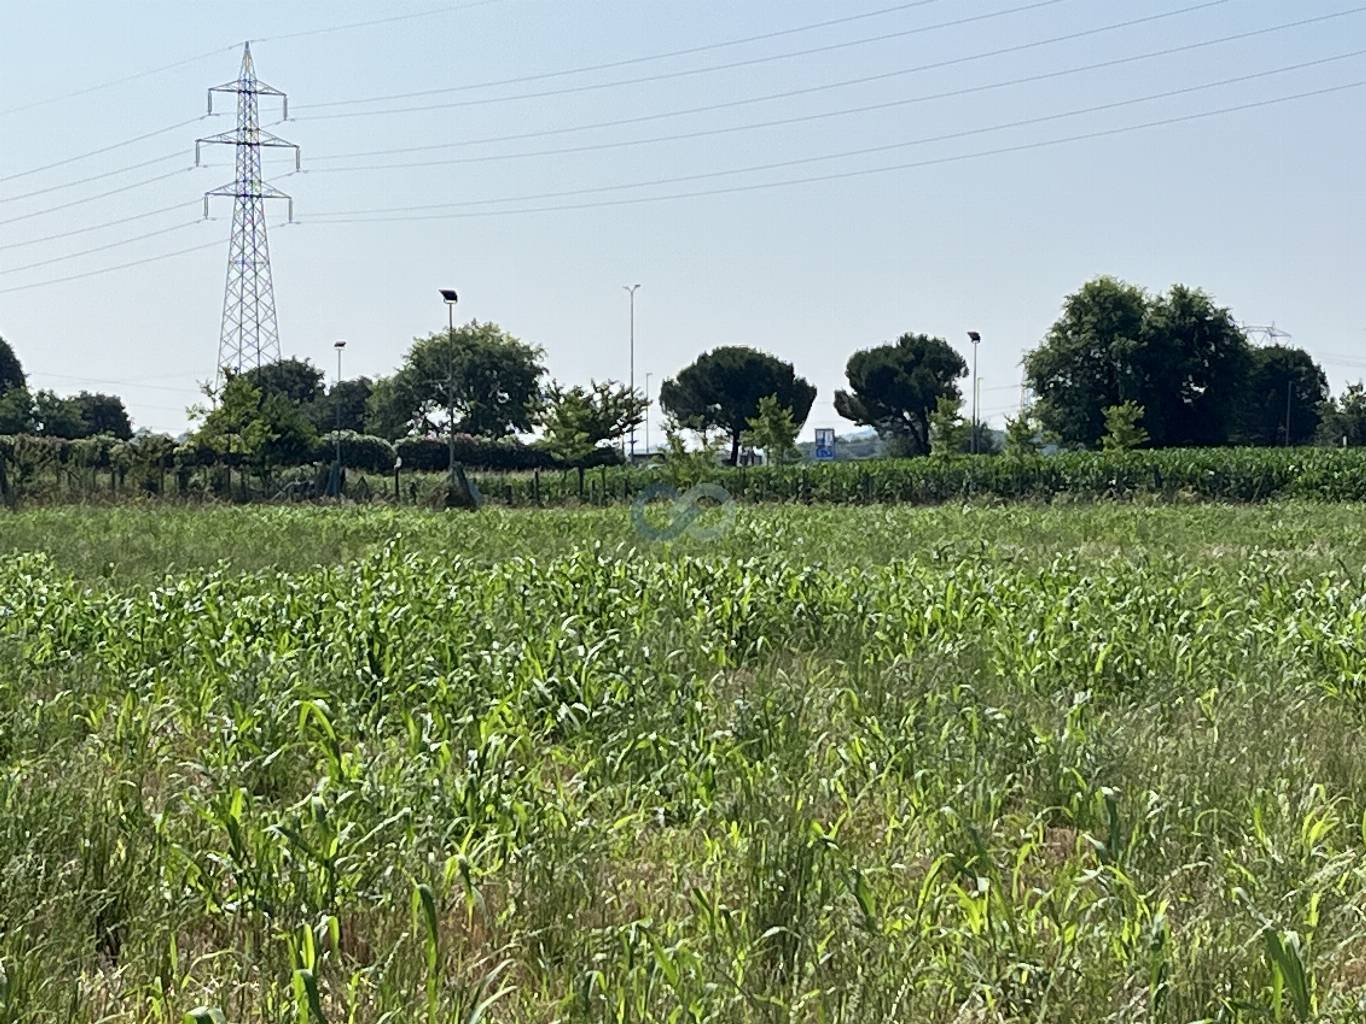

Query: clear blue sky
[1,0,1363,438]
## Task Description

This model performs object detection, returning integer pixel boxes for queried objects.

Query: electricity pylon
[197,42,300,381]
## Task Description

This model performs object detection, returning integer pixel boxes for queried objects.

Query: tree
[929,394,968,457]
[1003,411,1049,456]
[240,358,326,406]
[364,376,411,442]
[539,380,647,464]
[1102,401,1150,451]
[33,390,86,439]
[310,377,373,435]
[193,376,271,469]
[390,321,545,439]
[1138,285,1251,447]
[0,387,36,434]
[71,392,133,440]
[1317,382,1366,447]
[1025,277,1251,449]
[0,336,24,396]
[834,333,966,457]
[743,394,802,466]
[193,374,316,482]
[660,346,816,466]
[1234,344,1328,447]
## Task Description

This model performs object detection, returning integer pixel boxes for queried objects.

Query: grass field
[4,503,1366,1022]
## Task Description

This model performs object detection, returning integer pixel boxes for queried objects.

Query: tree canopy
[1234,344,1328,447]
[660,346,816,465]
[193,373,316,476]
[1024,277,1251,449]
[539,380,646,464]
[1319,382,1366,447]
[240,358,326,407]
[833,333,966,457]
[311,377,373,435]
[0,336,24,396]
[383,321,545,440]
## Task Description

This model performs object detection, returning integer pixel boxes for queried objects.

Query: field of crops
[5,503,1366,1022]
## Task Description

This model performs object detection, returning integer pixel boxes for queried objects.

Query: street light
[644,371,653,456]
[967,331,982,454]
[440,289,460,487]
[623,284,641,459]
[333,340,347,491]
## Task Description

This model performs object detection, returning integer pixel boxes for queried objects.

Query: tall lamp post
[644,371,653,456]
[967,331,981,454]
[623,284,641,459]
[440,289,460,487]
[332,340,347,492]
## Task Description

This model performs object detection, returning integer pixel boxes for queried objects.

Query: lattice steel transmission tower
[197,43,300,380]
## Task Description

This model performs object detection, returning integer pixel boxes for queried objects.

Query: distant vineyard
[470,448,1366,506]
[5,432,1366,506]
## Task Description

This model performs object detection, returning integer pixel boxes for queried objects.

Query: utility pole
[624,284,641,459]
[198,43,300,382]
[332,340,346,495]
[440,289,460,488]
[967,332,981,454]
[644,371,653,456]
[1285,379,1294,448]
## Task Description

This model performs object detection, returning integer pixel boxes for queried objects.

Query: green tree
[193,374,316,482]
[1025,277,1251,449]
[660,346,816,466]
[834,333,966,457]
[743,394,802,466]
[0,336,24,396]
[71,392,133,439]
[658,416,724,488]
[929,394,968,457]
[1102,401,1150,451]
[310,378,373,435]
[33,390,86,439]
[1003,411,1048,456]
[390,321,545,439]
[240,358,326,406]
[0,387,36,434]
[539,380,646,464]
[1234,344,1328,447]
[1317,382,1366,447]
[364,376,411,442]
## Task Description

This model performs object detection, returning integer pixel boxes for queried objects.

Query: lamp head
[439,289,459,304]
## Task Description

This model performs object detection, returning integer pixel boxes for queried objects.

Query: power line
[0,221,203,276]
[0,1,512,117]
[27,370,202,395]
[304,53,1366,218]
[0,238,223,296]
[305,5,1366,165]
[0,151,185,204]
[299,80,1366,224]
[293,0,1094,121]
[0,46,239,118]
[0,167,198,227]
[4,77,1352,297]
[0,116,211,183]
[298,0,955,109]
[0,201,200,253]
[251,0,511,44]
[305,17,1364,175]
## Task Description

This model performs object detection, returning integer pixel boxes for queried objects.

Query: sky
[1,0,1364,440]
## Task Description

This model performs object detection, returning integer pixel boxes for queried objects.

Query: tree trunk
[729,431,741,466]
